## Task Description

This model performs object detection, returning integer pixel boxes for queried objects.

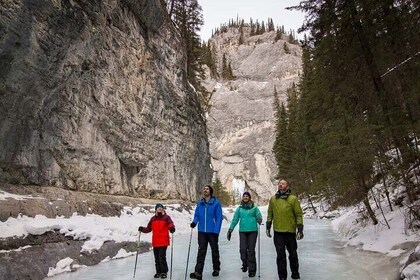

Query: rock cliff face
[0,0,212,200]
[206,28,302,202]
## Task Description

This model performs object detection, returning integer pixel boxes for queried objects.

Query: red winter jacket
[141,213,174,247]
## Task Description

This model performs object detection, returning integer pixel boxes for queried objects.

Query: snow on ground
[316,184,420,280]
[0,190,42,201]
[0,204,195,252]
[402,244,420,280]
[47,258,74,277]
[331,205,417,255]
[1,193,418,279]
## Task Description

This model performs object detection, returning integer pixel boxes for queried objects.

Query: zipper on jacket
[204,205,207,232]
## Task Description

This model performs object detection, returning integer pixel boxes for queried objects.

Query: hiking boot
[291,273,301,279]
[241,266,248,272]
[212,270,220,276]
[190,272,202,279]
[248,272,256,277]
[154,273,161,278]
[160,273,167,279]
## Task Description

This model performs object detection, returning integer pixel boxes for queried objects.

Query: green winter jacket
[267,190,303,233]
[229,201,262,232]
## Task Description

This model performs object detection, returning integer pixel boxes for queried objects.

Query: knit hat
[155,203,164,210]
[243,191,251,199]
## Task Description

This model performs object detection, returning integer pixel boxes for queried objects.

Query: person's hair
[204,185,214,196]
[279,179,289,186]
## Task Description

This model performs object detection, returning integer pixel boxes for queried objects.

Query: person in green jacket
[227,191,262,278]
[266,179,303,280]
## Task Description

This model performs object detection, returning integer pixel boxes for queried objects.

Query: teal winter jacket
[229,201,262,232]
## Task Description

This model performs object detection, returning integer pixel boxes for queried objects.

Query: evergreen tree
[250,18,255,36]
[221,53,234,80]
[283,0,420,222]
[275,27,282,41]
[222,53,229,80]
[255,21,260,35]
[210,43,218,78]
[212,178,232,206]
[261,21,266,34]
[267,17,275,31]
[288,30,295,43]
[171,0,206,93]
[238,21,244,45]
[201,41,217,79]
[272,87,290,178]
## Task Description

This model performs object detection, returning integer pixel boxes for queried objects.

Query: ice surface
[49,219,399,280]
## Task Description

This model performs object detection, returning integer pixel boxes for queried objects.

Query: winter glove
[227,230,232,241]
[256,217,262,225]
[266,221,272,238]
[138,226,144,232]
[169,227,175,233]
[190,222,196,228]
[296,224,304,240]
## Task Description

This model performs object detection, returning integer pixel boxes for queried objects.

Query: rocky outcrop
[206,28,302,202]
[0,185,188,221]
[0,230,149,280]
[0,0,212,200]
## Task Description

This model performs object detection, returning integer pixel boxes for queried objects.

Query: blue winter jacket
[192,196,223,234]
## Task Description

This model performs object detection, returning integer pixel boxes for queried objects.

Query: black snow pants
[194,232,221,273]
[239,231,258,273]
[273,232,299,279]
[153,246,168,274]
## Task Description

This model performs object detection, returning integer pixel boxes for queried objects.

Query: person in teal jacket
[227,191,262,278]
[189,185,223,280]
[266,179,303,280]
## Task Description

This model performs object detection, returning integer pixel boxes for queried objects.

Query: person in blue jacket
[189,185,223,280]
[227,191,262,278]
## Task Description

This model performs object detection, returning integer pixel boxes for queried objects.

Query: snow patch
[0,245,32,254]
[214,82,222,89]
[47,257,74,277]
[0,190,41,201]
[112,248,135,259]
[100,256,111,263]
[401,260,420,280]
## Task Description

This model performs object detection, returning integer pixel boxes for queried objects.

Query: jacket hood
[240,199,255,209]
[199,196,216,205]
[275,188,291,199]
[155,211,166,217]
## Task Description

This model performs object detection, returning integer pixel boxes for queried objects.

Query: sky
[198,0,306,41]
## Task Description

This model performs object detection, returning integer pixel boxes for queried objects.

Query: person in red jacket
[139,203,175,279]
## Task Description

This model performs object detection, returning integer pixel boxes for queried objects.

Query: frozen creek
[50,219,399,280]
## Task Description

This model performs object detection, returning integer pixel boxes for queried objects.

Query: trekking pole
[170,233,174,280]
[258,223,261,278]
[184,228,193,280]
[133,232,141,278]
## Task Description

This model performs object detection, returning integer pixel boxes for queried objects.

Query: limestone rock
[206,28,302,203]
[0,0,212,200]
